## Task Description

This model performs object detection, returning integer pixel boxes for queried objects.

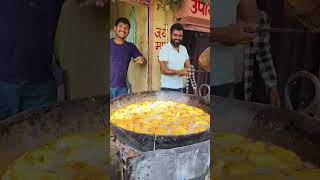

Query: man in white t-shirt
[159,23,191,92]
[211,0,257,98]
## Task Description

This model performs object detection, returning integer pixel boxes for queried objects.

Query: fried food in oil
[111,101,210,135]
[212,132,320,180]
[2,130,108,180]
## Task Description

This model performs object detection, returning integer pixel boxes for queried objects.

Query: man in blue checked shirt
[234,3,281,106]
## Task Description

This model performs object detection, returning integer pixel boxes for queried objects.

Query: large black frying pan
[110,91,210,152]
[212,95,320,167]
[0,96,109,176]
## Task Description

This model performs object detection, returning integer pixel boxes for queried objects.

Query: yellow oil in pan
[2,129,108,180]
[111,101,210,136]
[212,132,320,180]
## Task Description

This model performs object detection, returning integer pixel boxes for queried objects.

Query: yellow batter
[211,132,320,180]
[111,101,210,135]
[2,130,108,180]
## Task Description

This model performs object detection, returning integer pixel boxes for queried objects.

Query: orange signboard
[189,0,210,19]
[174,0,210,32]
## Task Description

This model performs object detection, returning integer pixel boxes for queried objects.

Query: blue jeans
[0,80,57,121]
[213,83,234,98]
[110,88,128,99]
[160,87,184,92]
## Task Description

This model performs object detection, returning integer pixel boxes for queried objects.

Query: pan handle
[198,84,210,105]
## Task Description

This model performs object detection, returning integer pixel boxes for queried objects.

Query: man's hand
[133,56,145,65]
[79,0,108,7]
[178,68,190,76]
[159,61,190,76]
[221,22,257,46]
[270,87,281,107]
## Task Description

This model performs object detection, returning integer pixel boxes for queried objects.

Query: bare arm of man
[159,46,188,76]
[184,59,191,69]
[159,61,187,76]
[211,0,257,45]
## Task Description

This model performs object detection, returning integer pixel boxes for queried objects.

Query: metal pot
[110,91,210,152]
[285,70,320,118]
[0,96,109,175]
[212,96,320,166]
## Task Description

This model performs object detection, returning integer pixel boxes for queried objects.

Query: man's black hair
[115,17,131,29]
[170,23,184,34]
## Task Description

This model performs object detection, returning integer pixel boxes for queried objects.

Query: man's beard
[170,39,181,47]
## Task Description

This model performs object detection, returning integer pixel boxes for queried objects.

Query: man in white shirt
[211,0,257,97]
[159,23,191,92]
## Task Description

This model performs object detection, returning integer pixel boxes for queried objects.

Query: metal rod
[260,27,319,33]
[246,27,320,33]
